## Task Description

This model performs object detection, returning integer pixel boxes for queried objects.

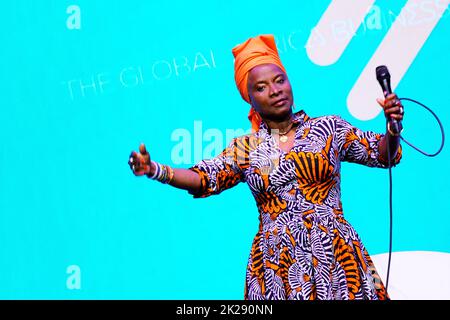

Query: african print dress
[189,110,401,300]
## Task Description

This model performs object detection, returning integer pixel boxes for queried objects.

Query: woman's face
[247,63,294,122]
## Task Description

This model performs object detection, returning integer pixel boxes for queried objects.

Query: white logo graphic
[306,0,449,120]
[372,251,450,299]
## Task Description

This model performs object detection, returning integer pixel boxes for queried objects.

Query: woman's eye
[256,86,265,92]
[277,78,285,84]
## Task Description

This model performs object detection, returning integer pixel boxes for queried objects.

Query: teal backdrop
[0,1,449,299]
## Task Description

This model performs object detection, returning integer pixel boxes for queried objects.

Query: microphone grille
[376,65,390,81]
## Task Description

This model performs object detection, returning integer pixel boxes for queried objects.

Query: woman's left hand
[376,93,404,122]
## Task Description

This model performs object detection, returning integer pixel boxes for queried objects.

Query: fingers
[385,94,399,108]
[133,167,148,176]
[379,94,397,107]
[128,151,141,175]
[385,93,397,100]
[128,151,138,169]
[130,160,147,176]
[377,93,404,121]
[139,144,150,166]
[385,105,404,121]
[139,143,147,155]
[376,98,385,108]
[129,145,151,176]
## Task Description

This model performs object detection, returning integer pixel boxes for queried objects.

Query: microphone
[376,65,402,135]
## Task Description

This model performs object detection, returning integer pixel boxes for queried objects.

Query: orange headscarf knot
[232,34,286,131]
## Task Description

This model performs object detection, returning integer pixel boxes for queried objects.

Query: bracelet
[387,121,402,137]
[166,166,174,184]
[147,161,174,184]
[147,161,159,179]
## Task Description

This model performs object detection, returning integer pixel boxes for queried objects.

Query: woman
[128,34,403,300]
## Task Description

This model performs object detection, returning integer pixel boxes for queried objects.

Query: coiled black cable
[384,97,445,299]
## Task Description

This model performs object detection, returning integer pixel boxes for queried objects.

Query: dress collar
[258,110,307,134]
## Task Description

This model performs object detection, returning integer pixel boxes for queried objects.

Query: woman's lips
[272,98,288,107]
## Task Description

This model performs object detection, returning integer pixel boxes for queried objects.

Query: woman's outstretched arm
[128,143,201,194]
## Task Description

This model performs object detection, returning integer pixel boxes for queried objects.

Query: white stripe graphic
[347,0,450,120]
[306,0,376,66]
[371,251,450,300]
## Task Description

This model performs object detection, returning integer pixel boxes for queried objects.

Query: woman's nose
[269,84,282,97]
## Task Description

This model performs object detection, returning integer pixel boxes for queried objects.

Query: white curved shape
[306,0,376,66]
[347,0,450,120]
[371,251,450,300]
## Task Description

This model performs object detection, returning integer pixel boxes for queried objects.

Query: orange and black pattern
[189,110,401,300]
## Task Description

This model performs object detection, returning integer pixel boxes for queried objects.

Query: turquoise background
[0,1,449,299]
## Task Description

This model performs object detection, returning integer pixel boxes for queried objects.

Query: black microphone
[376,65,402,135]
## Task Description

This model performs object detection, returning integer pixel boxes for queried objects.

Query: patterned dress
[189,110,401,300]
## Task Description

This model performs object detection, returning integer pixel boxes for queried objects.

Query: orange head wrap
[232,34,287,131]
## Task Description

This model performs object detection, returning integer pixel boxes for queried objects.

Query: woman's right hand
[128,143,152,176]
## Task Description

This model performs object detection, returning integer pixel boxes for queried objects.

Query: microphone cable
[398,98,445,157]
[384,96,445,299]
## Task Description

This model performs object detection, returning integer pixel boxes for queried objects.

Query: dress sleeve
[188,138,244,198]
[335,116,402,168]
